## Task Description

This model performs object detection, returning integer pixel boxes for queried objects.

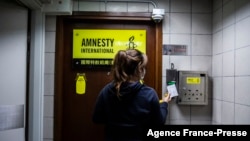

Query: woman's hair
[112,49,148,97]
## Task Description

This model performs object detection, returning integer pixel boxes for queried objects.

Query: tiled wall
[212,0,250,124]
[162,0,212,125]
[44,16,56,141]
[43,0,250,140]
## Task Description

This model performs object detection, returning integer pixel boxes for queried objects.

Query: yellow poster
[73,29,146,67]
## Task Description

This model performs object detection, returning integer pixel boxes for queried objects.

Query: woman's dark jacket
[92,81,168,141]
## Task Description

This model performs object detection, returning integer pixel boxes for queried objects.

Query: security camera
[152,14,163,23]
[152,8,165,23]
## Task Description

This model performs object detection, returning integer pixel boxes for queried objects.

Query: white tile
[192,35,212,55]
[170,34,191,55]
[169,119,191,125]
[43,118,53,138]
[212,31,223,55]
[191,120,211,125]
[235,47,250,75]
[162,13,170,34]
[236,17,250,48]
[169,102,191,120]
[44,74,54,96]
[106,2,127,12]
[236,0,250,22]
[235,104,250,124]
[222,77,234,102]
[162,55,170,71]
[170,0,191,12]
[212,121,221,124]
[170,56,191,70]
[207,79,213,99]
[163,34,170,44]
[190,100,212,121]
[192,14,212,34]
[223,51,234,76]
[212,99,222,124]
[223,0,235,28]
[100,2,105,11]
[192,0,212,13]
[128,3,148,12]
[235,76,250,106]
[223,25,235,52]
[157,0,170,12]
[213,0,222,11]
[72,1,78,11]
[212,54,223,77]
[79,1,100,11]
[213,8,223,33]
[44,53,55,74]
[213,77,223,100]
[221,101,235,124]
[44,96,54,117]
[45,32,56,53]
[45,16,56,32]
[162,75,167,94]
[162,56,177,94]
[148,3,154,12]
[170,13,191,34]
[192,56,212,76]
[223,0,231,5]
[72,1,79,11]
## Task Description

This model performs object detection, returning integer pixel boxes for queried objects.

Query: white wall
[212,0,250,124]
[0,0,28,141]
[161,0,212,125]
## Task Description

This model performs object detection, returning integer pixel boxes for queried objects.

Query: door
[55,12,163,141]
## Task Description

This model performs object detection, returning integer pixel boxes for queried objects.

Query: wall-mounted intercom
[166,69,208,105]
[177,71,208,105]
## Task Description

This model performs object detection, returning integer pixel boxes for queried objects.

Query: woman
[92,49,171,141]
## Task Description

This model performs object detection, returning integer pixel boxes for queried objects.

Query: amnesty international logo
[127,36,137,49]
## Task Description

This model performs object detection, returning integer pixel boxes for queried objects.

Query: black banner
[143,125,249,140]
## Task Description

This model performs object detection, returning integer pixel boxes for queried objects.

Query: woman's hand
[163,93,171,103]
